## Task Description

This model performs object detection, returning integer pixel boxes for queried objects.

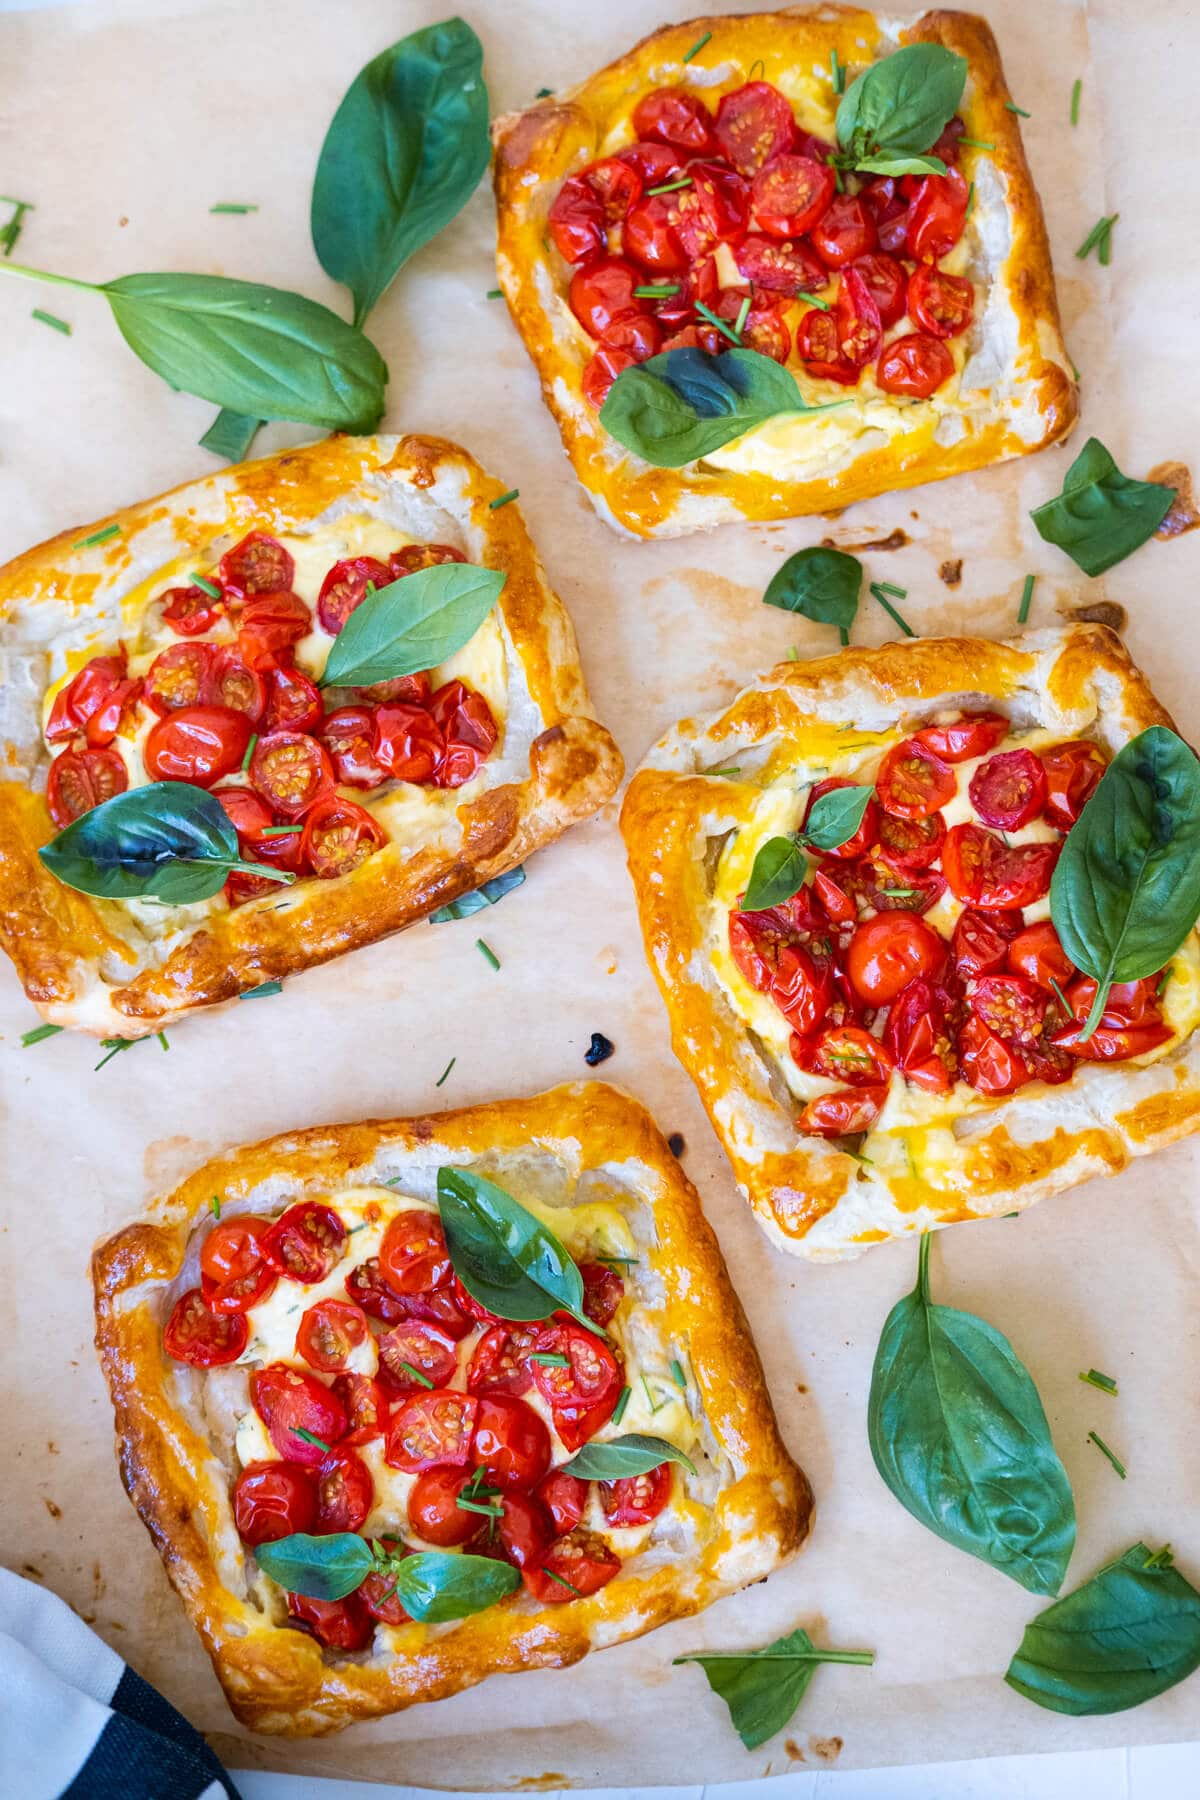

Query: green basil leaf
[562,1434,697,1481]
[199,407,262,463]
[1006,1543,1200,1715]
[1050,726,1200,1032]
[852,152,947,177]
[100,273,387,432]
[763,546,861,638]
[38,782,289,903]
[674,1628,874,1751]
[741,836,808,911]
[320,563,505,688]
[1031,437,1175,577]
[392,1550,521,1622]
[312,19,491,329]
[255,1532,374,1601]
[437,1166,593,1330]
[600,347,846,468]
[836,44,967,160]
[800,784,874,852]
[868,1235,1075,1596]
[428,864,525,924]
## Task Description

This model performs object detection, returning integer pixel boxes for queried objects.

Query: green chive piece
[1049,974,1071,1014]
[486,287,502,299]
[21,1022,63,1046]
[831,162,845,194]
[597,1254,638,1267]
[1070,78,1082,126]
[456,1496,504,1518]
[294,1426,332,1452]
[1098,217,1117,267]
[1079,1368,1118,1396]
[1158,968,1174,997]
[830,47,844,94]
[542,1567,583,1595]
[32,308,71,334]
[210,203,259,214]
[210,1194,222,1219]
[958,137,995,150]
[671,1358,688,1389]
[489,489,519,510]
[259,824,299,837]
[611,1385,632,1426]
[693,299,742,347]
[796,289,831,311]
[708,766,741,778]
[241,732,258,774]
[869,584,915,637]
[641,1373,666,1415]
[1087,1429,1125,1478]
[734,295,751,339]
[683,30,711,63]
[966,179,975,218]
[875,581,908,599]
[158,1031,169,1051]
[239,980,282,1000]
[633,283,680,299]
[786,646,800,660]
[1076,214,1118,264]
[1005,101,1031,118]
[1144,1545,1174,1570]
[397,1362,435,1391]
[476,938,501,971]
[0,197,34,258]
[647,176,693,197]
[530,1352,570,1367]
[73,523,122,549]
[435,1056,456,1088]
[1070,358,1081,383]
[94,1036,139,1071]
[1017,572,1036,624]
[191,573,222,599]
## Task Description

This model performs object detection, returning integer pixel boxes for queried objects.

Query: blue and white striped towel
[0,1568,241,1800]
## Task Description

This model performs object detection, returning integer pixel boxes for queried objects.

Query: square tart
[620,625,1200,1261]
[0,433,621,1036]
[492,7,1078,538]
[91,1081,812,1734]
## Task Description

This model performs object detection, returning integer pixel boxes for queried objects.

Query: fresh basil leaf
[312,19,491,328]
[763,546,861,639]
[600,347,846,468]
[836,44,967,161]
[428,864,525,924]
[437,1166,593,1330]
[852,152,947,177]
[1031,437,1175,576]
[255,1532,373,1601]
[562,1434,697,1480]
[868,1235,1075,1596]
[320,563,505,688]
[801,784,874,852]
[741,836,808,911]
[38,782,291,903]
[674,1628,874,1751]
[1050,726,1200,1034]
[1006,1543,1200,1715]
[199,407,262,463]
[393,1551,520,1622]
[101,273,387,432]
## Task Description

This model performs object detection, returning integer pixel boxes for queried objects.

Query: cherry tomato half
[632,87,717,156]
[144,642,216,715]
[733,232,827,294]
[468,1323,539,1396]
[1041,739,1108,829]
[622,193,688,275]
[317,556,391,636]
[250,731,334,818]
[811,195,877,268]
[876,737,955,819]
[251,1363,348,1465]
[407,1466,482,1547]
[209,648,267,723]
[163,1288,247,1366]
[969,749,1048,830]
[388,543,466,581]
[302,796,386,879]
[331,1372,388,1445]
[579,1261,625,1328]
[162,584,222,636]
[906,166,969,262]
[794,1022,895,1085]
[536,1470,589,1536]
[385,1389,477,1473]
[237,589,312,671]
[1007,922,1077,993]
[200,1216,277,1314]
[315,1446,374,1533]
[750,153,834,238]
[471,1393,552,1490]
[850,252,907,328]
[531,1321,622,1416]
[377,1320,459,1394]
[876,333,955,398]
[286,1591,372,1651]
[45,650,141,747]
[600,1463,672,1527]
[143,705,252,787]
[568,257,650,340]
[233,1461,317,1545]
[219,531,294,595]
[942,823,1060,909]
[952,907,1022,979]
[796,306,858,383]
[876,809,946,872]
[265,664,324,736]
[835,265,882,366]
[379,1210,451,1296]
[970,974,1050,1052]
[296,1298,370,1373]
[319,706,386,789]
[581,344,636,409]
[714,81,797,175]
[524,1529,621,1605]
[846,912,945,1006]
[497,1491,554,1573]
[429,680,499,789]
[46,745,127,827]
[672,161,750,261]
[263,1201,348,1284]
[884,978,956,1093]
[907,265,975,338]
[958,1013,1032,1095]
[915,712,1007,763]
[373,703,443,783]
[798,1085,887,1137]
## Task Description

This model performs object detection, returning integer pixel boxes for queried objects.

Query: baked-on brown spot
[43,1498,62,1518]
[820,528,908,554]
[1068,600,1126,632]
[939,558,963,586]
[785,1739,807,1761]
[810,1736,844,1763]
[1148,461,1199,537]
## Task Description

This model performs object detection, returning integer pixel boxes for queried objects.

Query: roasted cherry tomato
[233,1461,317,1545]
[729,293,791,362]
[581,344,636,409]
[952,907,1022,979]
[265,664,324,736]
[841,853,947,916]
[884,978,956,1092]
[372,701,442,783]
[568,257,650,339]
[429,680,498,788]
[530,1321,622,1421]
[385,1389,477,1472]
[632,87,717,155]
[579,1261,625,1327]
[659,322,726,355]
[617,140,686,187]
[496,1491,554,1573]
[673,161,750,261]
[734,919,832,1036]
[969,748,1048,830]
[286,1591,372,1651]
[622,193,688,275]
[796,305,858,383]
[714,81,797,174]
[876,809,945,871]
[811,195,876,268]
[733,232,827,294]
[46,745,127,827]
[163,1288,247,1366]
[536,1470,589,1537]
[931,116,966,162]
[394,1285,475,1340]
[876,736,955,818]
[877,332,954,397]
[451,1276,501,1326]
[915,712,1007,763]
[380,1210,451,1296]
[524,1530,621,1605]
[344,1257,406,1323]
[813,863,858,924]
[849,251,908,327]
[959,1013,1032,1095]
[750,153,834,237]
[971,974,1049,1053]
[357,1541,413,1626]
[1052,1011,1172,1062]
[302,796,386,879]
[595,312,662,363]
[144,642,216,715]
[220,531,294,595]
[1041,739,1107,829]
[316,555,391,636]
[45,649,142,747]
[907,265,974,338]
[250,730,334,818]
[209,647,267,722]
[798,1086,886,1137]
[295,1298,370,1373]
[468,1323,539,1397]
[223,819,304,907]
[314,1446,374,1533]
[548,174,606,264]
[906,166,969,262]
[200,1216,277,1314]
[1063,974,1165,1028]
[251,1363,348,1465]
[377,1320,459,1394]
[161,584,222,636]
[835,265,882,366]
[795,1022,895,1085]
[319,706,386,789]
[584,156,643,226]
[388,543,465,581]
[331,1372,388,1445]
[846,912,945,1006]
[600,1463,672,1528]
[861,174,910,254]
[406,1466,482,1547]
[942,823,1060,909]
[237,589,312,670]
[143,704,252,786]
[263,1201,348,1284]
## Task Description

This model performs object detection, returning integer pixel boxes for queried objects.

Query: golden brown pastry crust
[492,7,1078,538]
[620,624,1200,1260]
[92,1081,812,1735]
[0,434,621,1036]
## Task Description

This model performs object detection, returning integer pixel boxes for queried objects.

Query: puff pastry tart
[621,624,1200,1261]
[493,8,1077,537]
[91,1082,811,1735]
[0,434,621,1036]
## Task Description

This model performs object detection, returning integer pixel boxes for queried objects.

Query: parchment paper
[2,0,1198,1784]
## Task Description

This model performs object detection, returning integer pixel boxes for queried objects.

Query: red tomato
[46,745,127,828]
[372,702,442,783]
[548,174,606,264]
[163,1288,247,1366]
[470,1394,553,1490]
[597,312,662,362]
[251,1363,348,1466]
[406,1466,482,1547]
[380,1210,451,1296]
[579,1261,625,1327]
[318,706,385,789]
[1064,975,1165,1028]
[714,81,797,174]
[394,1285,475,1340]
[907,166,969,261]
[200,1217,277,1314]
[846,913,945,1006]
[162,584,222,636]
[739,297,791,363]
[884,978,956,1092]
[600,1463,672,1527]
[916,712,1007,763]
[796,306,858,383]
[841,853,947,916]
[750,153,834,237]
[969,749,1048,830]
[385,1389,477,1472]
[530,1321,622,1417]
[302,796,386,879]
[959,1013,1032,1094]
[622,193,688,275]
[144,642,217,715]
[429,680,499,788]
[286,1591,372,1651]
[344,1258,406,1323]
[931,116,966,162]
[861,174,910,254]
[316,556,390,636]
[616,140,686,186]
[208,648,267,722]
[263,1201,348,1284]
[943,824,1059,909]
[876,809,946,871]
[970,974,1049,1053]
[673,161,751,260]
[835,265,882,366]
[632,87,717,155]
[907,265,975,339]
[223,821,304,907]
[388,544,466,581]
[1007,921,1075,991]
[1041,739,1107,829]
[497,1491,554,1573]
[729,888,835,1033]
[1052,1013,1172,1061]
[250,730,334,818]
[798,1085,887,1136]
[377,1320,459,1394]
[237,590,312,670]
[659,323,725,355]
[45,650,142,746]
[451,1276,500,1326]
[811,195,877,268]
[357,1541,412,1626]
[582,344,636,409]
[814,864,857,924]
[265,664,324,735]
[794,1022,895,1085]
[524,1529,620,1605]
[331,1372,388,1445]
[584,156,643,225]
[877,333,954,398]
[569,257,649,339]
[295,1298,370,1373]
[536,1470,589,1537]
[849,252,908,328]
[733,232,827,294]
[233,1461,317,1545]
[220,531,294,595]
[468,1323,539,1396]
[314,1447,374,1533]
[952,907,1022,979]
[876,737,955,818]
[143,705,252,786]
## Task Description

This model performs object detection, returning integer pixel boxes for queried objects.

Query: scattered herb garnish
[397,1361,435,1391]
[958,137,995,150]
[1079,1368,1118,1396]
[20,1022,63,1047]
[32,308,71,334]
[1087,1429,1126,1479]
[1006,101,1031,118]
[239,980,282,1000]
[763,545,861,643]
[210,1195,222,1219]
[1048,974,1071,1014]
[1017,572,1036,624]
[259,824,299,837]
[563,1434,696,1480]
[1070,78,1082,126]
[632,283,680,299]
[210,203,259,214]
[542,1567,583,1595]
[530,1352,570,1367]
[965,179,975,218]
[611,1385,632,1426]
[435,1056,456,1088]
[868,581,915,637]
[239,732,258,775]
[647,175,693,197]
[428,865,525,924]
[535,86,553,98]
[833,44,966,178]
[321,561,505,688]
[256,1536,520,1618]
[293,1427,332,1453]
[1158,967,1174,996]
[830,47,845,95]
[1076,214,1118,265]
[489,488,519,509]
[476,938,500,971]
[693,298,742,346]
[708,766,742,777]
[190,573,222,599]
[641,1372,665,1415]
[734,294,751,338]
[73,523,122,549]
[94,1030,168,1071]
[795,288,831,311]
[683,30,711,62]
[486,287,503,301]
[456,1495,504,1519]
[1032,437,1174,575]
[671,1359,688,1389]
[1,196,33,258]
[674,1628,875,1750]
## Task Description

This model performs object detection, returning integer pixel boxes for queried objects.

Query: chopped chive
[597,1254,638,1267]
[1079,1368,1118,1396]
[0,196,34,258]
[693,299,742,346]
[32,308,71,334]
[435,1055,456,1088]
[21,1022,62,1047]
[611,1385,632,1426]
[641,1373,666,1415]
[347,1221,370,1234]
[875,581,908,598]
[796,289,831,311]
[73,523,122,549]
[671,1358,687,1389]
[868,583,915,637]
[1077,214,1118,264]
[542,235,552,256]
[1144,1545,1174,1570]
[1070,358,1081,383]
[476,938,501,971]
[211,1194,222,1219]
[397,1361,434,1390]
[541,1566,583,1595]
[747,59,765,83]
[683,30,711,63]
[958,137,995,150]
[966,179,975,218]
[1098,218,1116,267]
[1070,78,1082,126]
[647,176,693,197]
[830,48,844,94]
[259,824,299,837]
[633,283,680,298]
[158,1030,170,1052]
[191,573,222,599]
[1049,975,1072,1014]
[530,1352,570,1367]
[239,980,282,1000]
[878,886,917,899]
[489,488,519,509]
[1087,1429,1125,1479]
[294,1428,333,1452]
[456,1496,504,1518]
[1157,968,1173,997]
[708,766,742,778]
[94,1037,136,1071]
[486,287,502,299]
[210,203,258,214]
[241,732,258,773]
[1005,101,1031,118]
[785,646,800,660]
[831,160,845,194]
[734,295,751,338]
[1017,572,1036,624]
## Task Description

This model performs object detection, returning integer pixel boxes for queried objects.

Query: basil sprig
[38,783,295,904]
[437,1166,596,1332]
[764,546,862,643]
[835,44,967,177]
[740,787,874,910]
[320,563,505,688]
[1006,1543,1200,1715]
[801,784,874,851]
[312,18,490,328]
[868,1235,1076,1596]
[1050,726,1200,1037]
[562,1434,696,1480]
[674,1628,875,1751]
[1031,437,1175,576]
[600,347,847,468]
[255,1534,520,1620]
